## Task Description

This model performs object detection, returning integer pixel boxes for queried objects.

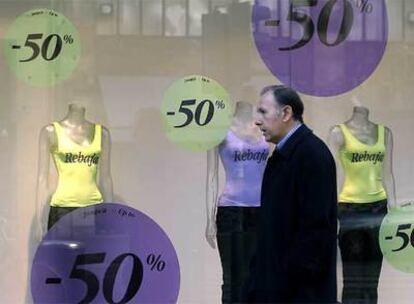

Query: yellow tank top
[50,122,103,207]
[338,124,387,203]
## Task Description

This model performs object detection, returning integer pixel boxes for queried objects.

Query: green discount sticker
[379,203,414,272]
[161,75,233,151]
[3,9,81,87]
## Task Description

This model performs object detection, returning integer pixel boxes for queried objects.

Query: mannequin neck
[233,101,253,125]
[231,101,262,141]
[65,103,87,126]
[349,106,370,127]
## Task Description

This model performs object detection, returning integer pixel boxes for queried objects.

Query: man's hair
[260,85,304,123]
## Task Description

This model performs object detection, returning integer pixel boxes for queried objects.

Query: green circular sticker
[3,9,81,87]
[161,75,233,151]
[379,203,414,272]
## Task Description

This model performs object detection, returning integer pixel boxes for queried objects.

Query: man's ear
[282,106,294,122]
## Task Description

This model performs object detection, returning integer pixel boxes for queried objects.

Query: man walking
[245,85,337,303]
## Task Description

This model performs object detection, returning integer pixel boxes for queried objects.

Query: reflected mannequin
[206,101,270,303]
[35,102,113,237]
[328,102,396,304]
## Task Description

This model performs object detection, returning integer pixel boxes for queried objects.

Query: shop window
[189,0,208,36]
[142,0,162,36]
[119,0,141,35]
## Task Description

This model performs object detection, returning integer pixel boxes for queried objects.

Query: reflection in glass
[119,0,140,35]
[211,0,232,14]
[189,0,208,36]
[96,0,118,35]
[365,1,385,41]
[165,0,186,36]
[142,0,162,36]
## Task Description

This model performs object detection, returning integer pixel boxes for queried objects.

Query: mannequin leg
[338,203,368,304]
[230,230,244,302]
[217,207,258,303]
[230,208,257,303]
[47,206,78,230]
[217,207,236,304]
[363,200,387,303]
[239,208,257,302]
[339,201,387,304]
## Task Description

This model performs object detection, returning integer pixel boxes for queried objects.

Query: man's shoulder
[295,132,333,161]
[296,131,326,149]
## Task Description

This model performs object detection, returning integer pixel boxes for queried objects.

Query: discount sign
[161,75,233,151]
[3,9,81,87]
[380,203,414,273]
[31,203,180,303]
[252,0,388,96]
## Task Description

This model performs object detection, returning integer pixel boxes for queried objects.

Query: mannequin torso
[35,103,113,236]
[328,105,396,208]
[46,104,97,149]
[205,101,270,247]
[344,106,378,146]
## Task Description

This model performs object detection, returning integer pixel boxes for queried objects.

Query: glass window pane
[142,0,162,36]
[386,0,403,42]
[211,0,232,13]
[365,2,386,41]
[119,0,140,35]
[189,0,208,36]
[165,0,186,37]
[96,0,117,35]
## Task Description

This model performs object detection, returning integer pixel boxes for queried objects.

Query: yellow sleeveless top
[338,124,387,203]
[50,122,103,207]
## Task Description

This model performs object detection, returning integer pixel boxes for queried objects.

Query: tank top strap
[52,121,62,135]
[377,124,385,146]
[52,121,63,150]
[94,124,102,149]
[337,124,350,147]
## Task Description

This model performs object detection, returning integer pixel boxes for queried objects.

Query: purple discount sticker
[252,0,388,96]
[31,203,180,303]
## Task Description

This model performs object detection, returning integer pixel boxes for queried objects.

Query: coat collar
[273,124,312,159]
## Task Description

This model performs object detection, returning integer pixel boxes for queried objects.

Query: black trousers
[47,206,79,230]
[216,206,258,304]
[338,200,387,304]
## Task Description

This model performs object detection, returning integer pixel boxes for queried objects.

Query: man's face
[255,91,287,144]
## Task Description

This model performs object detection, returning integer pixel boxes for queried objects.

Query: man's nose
[255,120,262,126]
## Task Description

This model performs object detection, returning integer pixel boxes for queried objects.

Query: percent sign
[355,0,373,13]
[215,100,225,109]
[63,34,74,44]
[146,254,166,272]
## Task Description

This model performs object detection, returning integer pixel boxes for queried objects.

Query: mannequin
[328,102,396,304]
[35,102,113,236]
[206,101,270,303]
[328,105,397,205]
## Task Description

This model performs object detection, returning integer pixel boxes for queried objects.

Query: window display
[0,0,414,303]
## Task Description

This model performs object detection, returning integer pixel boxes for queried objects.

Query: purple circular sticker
[252,0,388,96]
[31,203,180,303]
